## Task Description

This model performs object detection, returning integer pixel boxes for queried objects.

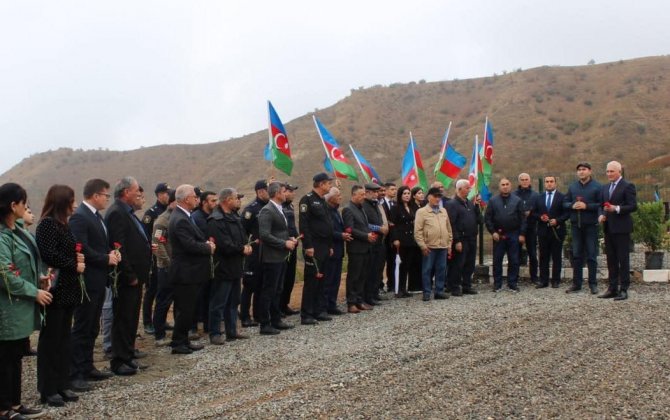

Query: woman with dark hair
[0,183,51,419]
[35,185,86,407]
[390,186,423,295]
[411,186,425,211]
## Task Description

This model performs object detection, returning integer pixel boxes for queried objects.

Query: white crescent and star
[273,132,288,151]
[329,146,342,161]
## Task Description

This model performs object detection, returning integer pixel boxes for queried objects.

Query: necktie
[546,191,552,209]
[96,211,108,237]
[609,182,616,199]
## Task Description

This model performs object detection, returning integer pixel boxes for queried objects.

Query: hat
[285,183,299,191]
[313,173,334,183]
[167,189,176,203]
[194,186,202,197]
[364,183,381,191]
[236,193,245,199]
[155,183,170,194]
[576,162,591,170]
[426,187,443,197]
[254,180,268,191]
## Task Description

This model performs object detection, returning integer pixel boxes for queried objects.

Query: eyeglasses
[96,192,112,198]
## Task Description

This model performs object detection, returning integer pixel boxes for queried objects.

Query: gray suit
[257,201,290,326]
[342,201,371,305]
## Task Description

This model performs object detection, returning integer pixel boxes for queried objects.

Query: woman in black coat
[35,185,86,407]
[390,186,423,295]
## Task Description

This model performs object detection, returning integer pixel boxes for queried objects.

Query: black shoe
[260,325,280,335]
[434,292,449,300]
[127,360,148,370]
[462,288,478,295]
[508,286,520,293]
[112,364,137,376]
[272,321,294,330]
[188,342,205,351]
[315,314,333,321]
[589,285,599,295]
[40,394,65,407]
[143,324,155,335]
[551,282,560,288]
[422,294,431,301]
[226,333,249,341]
[103,350,113,360]
[171,345,193,355]
[565,285,582,293]
[535,283,549,289]
[598,289,618,299]
[614,290,628,301]
[241,319,259,328]
[58,389,79,402]
[69,378,91,392]
[282,307,300,315]
[87,368,113,381]
[301,317,318,325]
[133,349,148,359]
[327,308,345,315]
[15,404,44,419]
[450,289,463,297]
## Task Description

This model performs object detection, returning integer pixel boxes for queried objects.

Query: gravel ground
[20,279,670,419]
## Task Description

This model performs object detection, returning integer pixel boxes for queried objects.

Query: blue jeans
[209,278,241,338]
[421,248,447,295]
[571,224,599,288]
[493,231,520,289]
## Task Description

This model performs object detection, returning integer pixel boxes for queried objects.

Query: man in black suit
[343,185,376,313]
[104,176,152,375]
[362,183,388,306]
[446,179,481,296]
[168,185,216,354]
[598,161,637,301]
[532,176,570,288]
[381,182,397,293]
[69,179,120,390]
[257,182,297,335]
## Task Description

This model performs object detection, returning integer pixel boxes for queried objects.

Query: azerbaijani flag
[349,145,381,183]
[433,122,466,188]
[313,116,358,180]
[401,133,428,191]
[480,117,494,186]
[263,101,293,176]
[468,135,491,203]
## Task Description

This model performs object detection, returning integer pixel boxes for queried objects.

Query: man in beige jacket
[414,187,453,301]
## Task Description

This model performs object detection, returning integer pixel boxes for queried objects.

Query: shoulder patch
[244,211,252,220]
[300,204,308,213]
[142,215,153,224]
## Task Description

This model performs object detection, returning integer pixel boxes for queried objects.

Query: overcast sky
[1,0,668,174]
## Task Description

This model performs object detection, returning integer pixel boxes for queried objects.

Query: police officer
[279,184,300,316]
[299,173,334,325]
[141,182,171,334]
[239,180,269,327]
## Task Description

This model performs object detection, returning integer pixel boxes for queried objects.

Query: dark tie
[96,211,108,237]
[130,209,148,240]
[546,191,552,209]
[609,182,616,199]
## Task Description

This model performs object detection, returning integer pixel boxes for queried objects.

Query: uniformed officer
[298,173,334,325]
[141,182,171,334]
[279,184,300,316]
[239,180,269,327]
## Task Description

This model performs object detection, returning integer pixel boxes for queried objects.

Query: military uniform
[299,189,334,322]
[240,196,267,324]
[141,199,168,330]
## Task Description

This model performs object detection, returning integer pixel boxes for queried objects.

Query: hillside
[2,55,670,209]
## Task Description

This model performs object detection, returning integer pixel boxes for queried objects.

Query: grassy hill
[2,55,669,211]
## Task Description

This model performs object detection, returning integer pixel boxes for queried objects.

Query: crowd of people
[0,159,637,419]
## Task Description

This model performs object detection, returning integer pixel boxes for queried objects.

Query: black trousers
[519,227,538,281]
[301,245,329,319]
[110,283,142,370]
[258,262,286,327]
[346,252,368,305]
[171,282,201,348]
[605,231,631,291]
[0,338,27,410]
[193,278,210,332]
[142,259,158,326]
[323,256,343,311]
[279,248,297,311]
[447,237,477,292]
[384,240,395,291]
[240,252,261,322]
[538,232,564,286]
[38,305,74,396]
[152,267,174,340]
[397,245,422,293]
[209,277,241,338]
[365,245,384,302]
[70,286,106,379]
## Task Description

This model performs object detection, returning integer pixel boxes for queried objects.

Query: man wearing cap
[140,182,171,335]
[362,183,389,306]
[414,187,453,301]
[485,178,526,292]
[151,190,177,346]
[239,180,270,327]
[207,188,251,344]
[280,184,300,316]
[298,173,335,325]
[563,162,602,294]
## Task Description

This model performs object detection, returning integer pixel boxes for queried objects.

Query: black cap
[313,173,334,183]
[236,193,245,199]
[426,187,443,197]
[167,189,176,203]
[254,180,268,191]
[155,183,170,194]
[194,186,202,198]
[285,184,299,191]
[364,183,381,191]
[576,162,591,170]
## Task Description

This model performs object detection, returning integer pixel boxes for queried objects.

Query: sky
[1,0,668,174]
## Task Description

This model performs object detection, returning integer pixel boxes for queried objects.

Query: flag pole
[349,145,368,183]
[267,101,275,179]
[434,122,452,182]
[313,115,339,185]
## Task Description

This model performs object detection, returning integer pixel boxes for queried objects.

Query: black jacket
[446,196,481,243]
[258,201,290,263]
[329,205,345,259]
[298,191,333,250]
[168,207,211,285]
[105,200,151,286]
[599,179,637,234]
[514,187,540,231]
[208,207,247,281]
[342,202,371,254]
[362,199,384,247]
[563,178,602,226]
[390,203,418,247]
[69,203,111,292]
[532,190,570,239]
[485,194,526,235]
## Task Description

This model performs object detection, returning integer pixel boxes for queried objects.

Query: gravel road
[21,280,670,419]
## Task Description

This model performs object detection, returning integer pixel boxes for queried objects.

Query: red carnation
[158,236,167,244]
[75,242,83,253]
[344,227,352,234]
[576,196,583,202]
[603,201,612,208]
[13,270,21,276]
[209,236,215,244]
[8,263,16,271]
[113,242,122,250]
[540,213,549,222]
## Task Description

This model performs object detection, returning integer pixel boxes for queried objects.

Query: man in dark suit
[168,185,216,354]
[104,176,152,375]
[532,176,570,288]
[257,182,297,335]
[323,187,351,315]
[598,161,637,301]
[343,185,376,313]
[446,179,481,296]
[380,182,397,293]
[69,179,119,390]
